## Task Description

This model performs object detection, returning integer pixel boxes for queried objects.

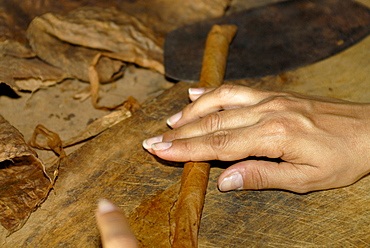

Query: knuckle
[201,112,223,133]
[182,102,196,117]
[182,138,195,153]
[262,95,293,112]
[163,130,180,141]
[249,167,269,189]
[182,140,199,161]
[207,130,230,154]
[213,84,239,102]
[262,118,289,136]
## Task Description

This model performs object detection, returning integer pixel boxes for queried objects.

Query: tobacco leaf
[0,40,35,58]
[28,125,68,182]
[62,110,131,147]
[26,7,164,83]
[62,99,138,147]
[0,0,230,92]
[1,0,230,43]
[0,9,66,94]
[26,18,124,83]
[0,56,66,92]
[118,0,230,35]
[88,53,144,110]
[0,115,52,233]
[0,3,30,44]
[129,180,181,248]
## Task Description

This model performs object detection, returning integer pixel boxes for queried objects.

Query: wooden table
[1,1,370,246]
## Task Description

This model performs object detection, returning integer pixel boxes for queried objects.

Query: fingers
[142,84,370,193]
[163,107,262,142]
[144,123,285,162]
[218,160,318,193]
[167,84,270,128]
[96,199,139,248]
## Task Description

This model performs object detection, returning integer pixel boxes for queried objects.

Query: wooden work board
[1,4,370,248]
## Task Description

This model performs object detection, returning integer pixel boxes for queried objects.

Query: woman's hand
[96,199,139,248]
[143,84,370,193]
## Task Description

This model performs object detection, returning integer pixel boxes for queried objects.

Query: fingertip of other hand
[97,199,118,215]
[96,199,140,248]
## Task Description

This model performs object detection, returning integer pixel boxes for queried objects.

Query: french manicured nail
[98,199,117,214]
[219,173,243,191]
[142,135,163,149]
[188,88,205,95]
[167,111,182,126]
[151,141,172,151]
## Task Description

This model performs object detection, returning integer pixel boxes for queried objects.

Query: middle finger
[163,106,263,142]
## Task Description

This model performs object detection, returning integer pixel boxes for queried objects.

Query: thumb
[217,160,316,193]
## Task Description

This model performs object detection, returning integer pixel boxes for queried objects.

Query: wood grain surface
[1,1,370,247]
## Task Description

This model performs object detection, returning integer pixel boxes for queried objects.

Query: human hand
[96,199,139,248]
[143,84,370,193]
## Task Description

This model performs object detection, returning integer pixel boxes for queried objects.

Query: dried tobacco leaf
[0,115,52,233]
[0,40,35,58]
[119,0,230,35]
[26,6,164,83]
[89,53,142,110]
[0,57,66,92]
[1,0,230,43]
[62,103,136,147]
[129,181,181,248]
[0,3,30,43]
[28,125,67,182]
[26,18,124,83]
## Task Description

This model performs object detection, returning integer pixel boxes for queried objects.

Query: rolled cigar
[171,24,237,248]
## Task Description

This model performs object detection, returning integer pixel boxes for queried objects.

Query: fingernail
[142,135,163,149]
[152,141,172,151]
[219,173,243,191]
[167,111,182,126]
[188,88,205,95]
[98,199,117,214]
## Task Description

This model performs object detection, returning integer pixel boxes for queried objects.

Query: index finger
[96,199,139,248]
[167,84,270,128]
[151,121,286,162]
